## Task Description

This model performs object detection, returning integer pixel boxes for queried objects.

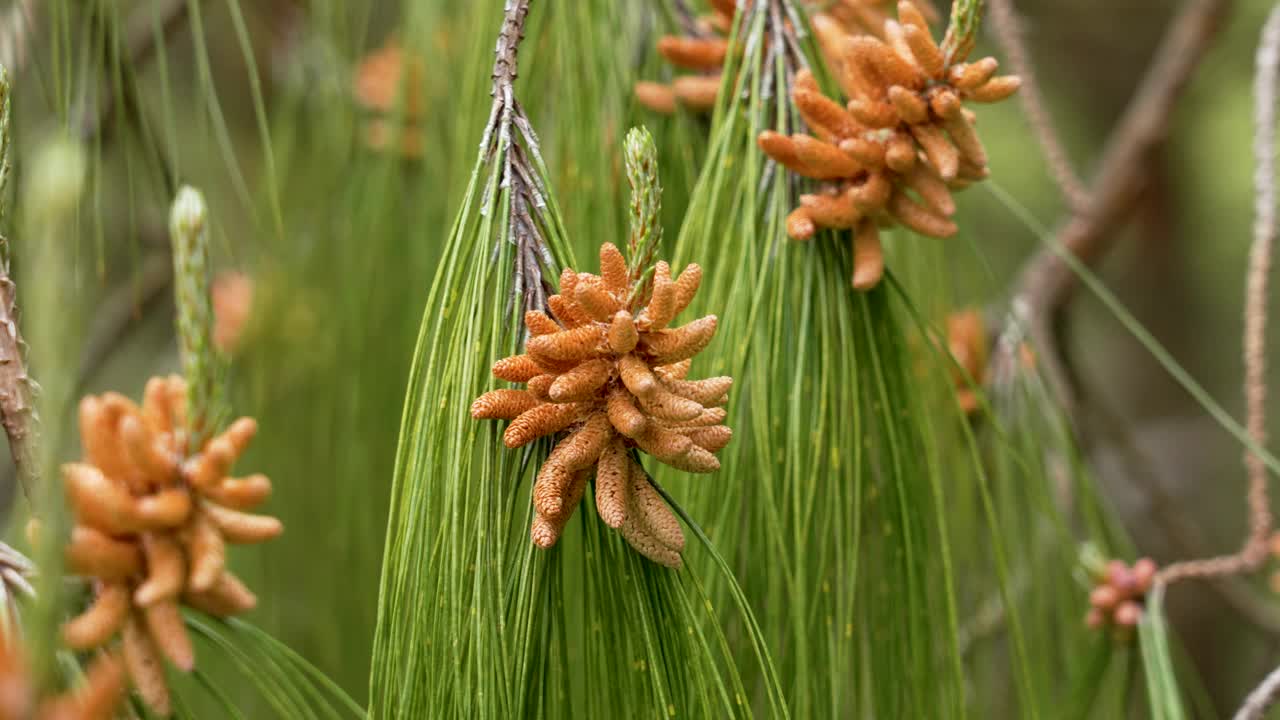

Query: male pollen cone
[48,374,282,717]
[472,243,733,568]
[757,2,1020,291]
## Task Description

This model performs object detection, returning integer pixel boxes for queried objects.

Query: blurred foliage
[0,0,1278,717]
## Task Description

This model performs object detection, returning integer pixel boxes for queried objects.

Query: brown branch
[82,0,189,139]
[985,0,1090,213]
[1008,0,1232,418]
[491,0,531,98]
[1088,399,1280,631]
[1243,1,1280,563]
[1156,3,1280,587]
[0,239,38,502]
[1234,661,1280,720]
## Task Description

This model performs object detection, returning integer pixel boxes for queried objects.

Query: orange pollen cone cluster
[757,1,1021,290]
[1085,558,1157,635]
[472,243,732,568]
[43,375,282,716]
[945,309,987,415]
[353,37,426,158]
[636,1,937,117]
[634,0,736,115]
[0,643,125,720]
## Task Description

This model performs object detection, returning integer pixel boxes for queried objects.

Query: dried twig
[1242,1,1280,562]
[0,240,38,503]
[985,0,1089,212]
[1007,0,1231,418]
[0,71,36,504]
[483,0,560,318]
[1156,3,1280,586]
[1234,660,1280,720]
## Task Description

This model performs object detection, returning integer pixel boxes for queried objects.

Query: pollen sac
[54,375,282,716]
[472,243,734,567]
[756,3,1020,291]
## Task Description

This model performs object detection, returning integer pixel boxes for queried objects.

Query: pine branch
[986,0,1090,212]
[1005,0,1231,420]
[0,69,38,504]
[483,0,559,318]
[1234,661,1280,720]
[0,240,38,504]
[1156,2,1279,587]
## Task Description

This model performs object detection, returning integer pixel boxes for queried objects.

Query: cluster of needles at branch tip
[757,1,1019,290]
[352,36,427,158]
[472,243,730,568]
[0,641,125,719]
[34,375,282,716]
[635,0,939,116]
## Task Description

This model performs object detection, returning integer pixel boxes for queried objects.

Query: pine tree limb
[1005,0,1232,420]
[1155,2,1279,587]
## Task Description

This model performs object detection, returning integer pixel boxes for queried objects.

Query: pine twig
[0,239,38,503]
[1242,2,1280,564]
[1234,660,1280,720]
[485,0,559,318]
[1006,0,1231,420]
[985,0,1090,213]
[0,69,38,504]
[1156,4,1279,587]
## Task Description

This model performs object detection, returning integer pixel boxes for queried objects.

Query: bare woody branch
[1234,660,1280,720]
[0,240,38,502]
[985,0,1090,212]
[1007,0,1231,418]
[1156,2,1280,586]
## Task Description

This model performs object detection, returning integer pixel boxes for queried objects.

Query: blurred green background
[3,0,1279,714]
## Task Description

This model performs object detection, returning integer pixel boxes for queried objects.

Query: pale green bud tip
[170,186,207,239]
[26,140,86,218]
[624,127,657,168]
